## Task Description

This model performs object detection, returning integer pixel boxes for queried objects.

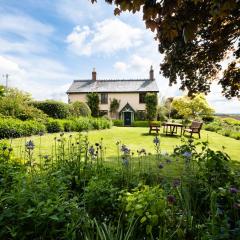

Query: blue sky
[0,0,239,113]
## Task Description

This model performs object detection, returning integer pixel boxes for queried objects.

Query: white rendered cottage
[67,67,159,126]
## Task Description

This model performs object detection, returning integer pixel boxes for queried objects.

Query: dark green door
[124,112,131,126]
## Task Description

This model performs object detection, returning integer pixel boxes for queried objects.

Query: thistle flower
[8,147,13,152]
[166,158,172,164]
[167,195,176,204]
[25,140,35,150]
[88,146,95,156]
[122,158,129,167]
[38,131,44,136]
[2,145,7,151]
[229,187,239,194]
[158,163,164,169]
[121,145,130,154]
[153,136,160,145]
[182,151,192,158]
[60,132,64,137]
[173,179,181,188]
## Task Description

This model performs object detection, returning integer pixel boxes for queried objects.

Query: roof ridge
[74,79,151,82]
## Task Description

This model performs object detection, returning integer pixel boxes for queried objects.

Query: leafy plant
[87,93,100,117]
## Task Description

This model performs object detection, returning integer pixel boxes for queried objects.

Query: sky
[0,0,239,113]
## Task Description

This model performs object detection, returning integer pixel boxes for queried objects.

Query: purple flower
[88,146,95,156]
[166,158,172,164]
[153,136,160,145]
[158,163,164,169]
[173,179,181,188]
[38,131,44,136]
[60,132,64,137]
[25,140,35,150]
[122,158,129,167]
[167,195,176,204]
[182,151,192,158]
[229,187,239,194]
[121,145,130,154]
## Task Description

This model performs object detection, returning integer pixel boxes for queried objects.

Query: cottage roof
[67,79,159,93]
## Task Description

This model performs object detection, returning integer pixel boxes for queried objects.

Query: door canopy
[119,103,135,113]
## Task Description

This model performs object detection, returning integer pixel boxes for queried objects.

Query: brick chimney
[92,68,97,81]
[149,65,154,80]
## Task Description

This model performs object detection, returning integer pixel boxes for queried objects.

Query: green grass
[9,126,240,161]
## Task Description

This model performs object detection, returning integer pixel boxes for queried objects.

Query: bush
[204,122,222,132]
[72,118,90,131]
[86,93,100,117]
[131,121,160,127]
[222,117,240,126]
[135,111,147,121]
[70,101,91,117]
[0,118,46,138]
[46,119,64,133]
[202,115,215,123]
[113,119,123,126]
[32,100,70,119]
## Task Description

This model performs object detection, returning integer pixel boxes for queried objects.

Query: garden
[0,87,239,239]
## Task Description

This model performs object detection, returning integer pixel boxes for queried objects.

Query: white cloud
[0,11,54,54]
[0,55,73,102]
[66,18,144,56]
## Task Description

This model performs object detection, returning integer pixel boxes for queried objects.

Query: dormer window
[101,93,108,104]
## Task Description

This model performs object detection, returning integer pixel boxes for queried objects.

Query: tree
[0,88,46,120]
[145,93,158,121]
[70,101,91,117]
[87,92,100,117]
[172,94,214,120]
[91,0,240,98]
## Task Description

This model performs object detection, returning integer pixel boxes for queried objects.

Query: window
[139,93,146,103]
[99,110,108,117]
[100,93,108,104]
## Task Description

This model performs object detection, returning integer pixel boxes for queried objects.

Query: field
[10,126,240,161]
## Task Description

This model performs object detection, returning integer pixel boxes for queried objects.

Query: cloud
[0,11,54,54]
[0,55,73,102]
[66,18,144,56]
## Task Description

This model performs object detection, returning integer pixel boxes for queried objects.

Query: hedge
[131,121,161,127]
[0,118,46,138]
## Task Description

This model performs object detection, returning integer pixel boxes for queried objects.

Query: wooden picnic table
[163,122,183,136]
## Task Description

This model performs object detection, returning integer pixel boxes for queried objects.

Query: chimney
[92,68,97,81]
[149,65,154,80]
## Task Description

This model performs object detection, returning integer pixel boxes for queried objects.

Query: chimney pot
[149,65,154,80]
[92,68,97,81]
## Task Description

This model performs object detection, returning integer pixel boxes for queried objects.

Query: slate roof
[67,79,159,93]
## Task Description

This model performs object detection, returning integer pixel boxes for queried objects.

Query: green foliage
[131,121,160,128]
[0,88,46,121]
[121,185,166,236]
[135,110,146,121]
[32,100,70,119]
[45,119,64,133]
[70,101,91,117]
[94,1,239,98]
[145,93,158,121]
[172,94,214,119]
[110,98,120,114]
[87,93,100,117]
[113,119,124,126]
[84,176,119,220]
[223,117,240,126]
[0,118,46,138]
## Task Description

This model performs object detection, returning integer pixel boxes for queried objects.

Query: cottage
[67,67,159,125]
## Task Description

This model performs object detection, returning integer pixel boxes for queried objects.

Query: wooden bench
[149,123,160,134]
[183,121,203,138]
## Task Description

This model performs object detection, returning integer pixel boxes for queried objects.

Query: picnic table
[163,122,183,136]
[149,122,160,134]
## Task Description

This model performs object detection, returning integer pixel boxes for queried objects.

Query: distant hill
[215,114,240,120]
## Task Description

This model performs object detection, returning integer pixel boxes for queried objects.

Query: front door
[124,112,131,126]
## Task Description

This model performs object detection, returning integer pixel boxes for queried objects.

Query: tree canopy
[172,93,214,119]
[91,0,240,99]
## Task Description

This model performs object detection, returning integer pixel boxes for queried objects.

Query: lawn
[9,126,240,161]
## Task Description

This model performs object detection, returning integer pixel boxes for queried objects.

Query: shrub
[131,121,160,127]
[70,101,91,117]
[0,118,46,138]
[222,117,240,126]
[32,100,70,119]
[72,118,91,131]
[230,131,240,140]
[46,119,64,133]
[113,119,123,126]
[145,93,158,121]
[135,111,147,121]
[202,115,215,123]
[204,122,222,132]
[86,93,100,117]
